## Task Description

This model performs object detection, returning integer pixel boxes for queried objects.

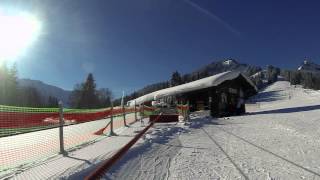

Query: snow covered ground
[7,118,148,180]
[3,80,320,180]
[106,81,320,180]
[0,113,138,179]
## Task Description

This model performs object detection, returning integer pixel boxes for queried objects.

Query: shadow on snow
[248,104,320,115]
[65,111,320,179]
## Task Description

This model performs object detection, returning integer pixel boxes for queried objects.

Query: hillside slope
[18,79,71,104]
[126,59,262,102]
[298,60,320,73]
[192,59,261,77]
[107,80,320,180]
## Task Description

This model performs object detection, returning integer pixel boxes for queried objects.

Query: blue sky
[1,0,320,97]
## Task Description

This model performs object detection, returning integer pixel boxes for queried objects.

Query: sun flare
[0,11,41,62]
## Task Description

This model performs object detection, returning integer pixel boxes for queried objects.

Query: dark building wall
[178,74,256,117]
[178,88,211,111]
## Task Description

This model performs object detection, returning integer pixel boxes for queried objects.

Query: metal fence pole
[134,101,137,122]
[186,101,190,122]
[58,101,66,156]
[109,103,116,136]
[140,103,145,127]
[123,104,127,126]
[142,103,144,119]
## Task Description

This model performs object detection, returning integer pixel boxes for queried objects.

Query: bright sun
[0,11,41,62]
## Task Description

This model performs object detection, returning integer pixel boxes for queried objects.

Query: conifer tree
[170,71,182,87]
[79,73,99,108]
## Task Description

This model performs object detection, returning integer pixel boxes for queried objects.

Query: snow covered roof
[128,71,257,106]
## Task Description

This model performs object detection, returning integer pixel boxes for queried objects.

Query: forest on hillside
[115,63,272,105]
[0,63,58,107]
[2,59,320,108]
[281,70,320,90]
[0,63,112,108]
[117,64,320,105]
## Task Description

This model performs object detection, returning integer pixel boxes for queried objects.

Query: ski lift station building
[128,71,257,117]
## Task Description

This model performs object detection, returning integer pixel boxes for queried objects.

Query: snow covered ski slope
[106,81,320,180]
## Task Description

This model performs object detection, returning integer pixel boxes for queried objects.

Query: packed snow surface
[1,114,141,179]
[4,80,320,180]
[108,81,320,180]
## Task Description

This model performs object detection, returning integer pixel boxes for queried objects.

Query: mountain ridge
[191,59,262,77]
[17,78,71,105]
[297,60,320,73]
[19,59,320,105]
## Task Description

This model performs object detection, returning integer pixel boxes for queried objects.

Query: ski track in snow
[107,81,320,180]
[105,123,185,180]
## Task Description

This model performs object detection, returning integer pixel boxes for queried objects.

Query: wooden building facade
[177,74,257,117]
[128,71,257,117]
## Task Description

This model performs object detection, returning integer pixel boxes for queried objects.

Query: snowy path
[105,123,185,180]
[107,81,320,180]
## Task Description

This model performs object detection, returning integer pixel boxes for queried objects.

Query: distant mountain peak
[222,59,238,66]
[297,60,320,72]
[193,58,261,77]
[17,79,71,105]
